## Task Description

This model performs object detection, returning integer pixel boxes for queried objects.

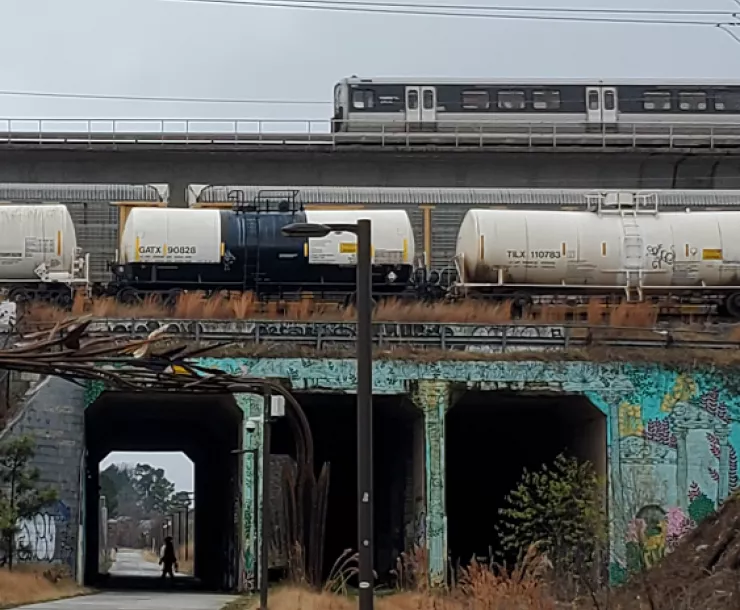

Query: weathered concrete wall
[1,149,739,206]
[0,376,85,573]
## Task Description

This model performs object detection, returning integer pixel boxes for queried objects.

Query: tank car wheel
[724,292,740,319]
[163,289,183,309]
[8,287,30,303]
[117,288,141,305]
[49,293,72,309]
[510,293,533,319]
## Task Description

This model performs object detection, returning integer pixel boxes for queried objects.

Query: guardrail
[1,119,740,152]
[19,318,736,354]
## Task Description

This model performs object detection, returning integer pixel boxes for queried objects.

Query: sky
[5,0,740,484]
[0,0,739,128]
[100,451,194,493]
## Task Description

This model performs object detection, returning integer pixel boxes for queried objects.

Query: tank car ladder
[621,209,644,303]
[622,193,659,302]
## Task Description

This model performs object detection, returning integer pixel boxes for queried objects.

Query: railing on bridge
[21,318,739,353]
[1,119,740,151]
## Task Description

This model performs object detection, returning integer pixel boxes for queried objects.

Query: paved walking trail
[15,549,238,610]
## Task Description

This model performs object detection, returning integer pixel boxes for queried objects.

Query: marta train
[331,77,740,133]
[7,190,740,317]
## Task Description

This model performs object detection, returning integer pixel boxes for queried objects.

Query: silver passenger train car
[331,77,740,134]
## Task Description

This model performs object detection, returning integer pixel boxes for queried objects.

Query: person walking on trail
[159,536,178,579]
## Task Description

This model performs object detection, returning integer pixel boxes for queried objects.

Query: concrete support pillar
[716,428,731,504]
[234,393,263,593]
[411,380,450,587]
[675,427,689,511]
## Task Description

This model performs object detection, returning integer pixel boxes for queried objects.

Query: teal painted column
[234,393,263,592]
[412,380,450,587]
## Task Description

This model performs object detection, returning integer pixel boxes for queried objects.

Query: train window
[533,90,560,110]
[423,90,434,109]
[407,90,419,110]
[604,90,616,111]
[497,90,525,110]
[643,92,671,111]
[352,89,375,109]
[588,91,599,110]
[679,92,707,111]
[715,92,740,111]
[462,90,489,110]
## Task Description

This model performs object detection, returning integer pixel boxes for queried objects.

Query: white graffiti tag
[15,513,57,562]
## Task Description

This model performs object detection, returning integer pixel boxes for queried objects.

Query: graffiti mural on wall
[81,358,740,588]
[2,501,73,567]
[601,370,740,585]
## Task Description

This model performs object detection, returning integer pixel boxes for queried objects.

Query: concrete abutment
[1,358,739,591]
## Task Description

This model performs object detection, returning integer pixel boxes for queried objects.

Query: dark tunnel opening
[445,391,607,574]
[270,393,424,586]
[84,392,242,591]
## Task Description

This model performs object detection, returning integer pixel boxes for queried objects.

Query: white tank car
[0,204,83,283]
[303,209,415,267]
[119,208,222,264]
[455,208,740,290]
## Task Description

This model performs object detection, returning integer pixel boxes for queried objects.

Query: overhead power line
[158,0,739,26]
[0,89,328,105]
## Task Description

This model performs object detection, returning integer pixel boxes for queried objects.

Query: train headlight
[386,271,398,283]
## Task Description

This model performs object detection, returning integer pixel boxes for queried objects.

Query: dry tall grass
[227,545,558,610]
[0,564,84,607]
[23,292,671,329]
[177,542,194,575]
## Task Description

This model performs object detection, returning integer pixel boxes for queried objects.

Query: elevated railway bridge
[0,118,739,207]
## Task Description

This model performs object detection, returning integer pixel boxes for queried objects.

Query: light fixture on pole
[282,220,374,610]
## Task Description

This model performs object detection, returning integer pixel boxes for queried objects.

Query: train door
[585,87,618,126]
[421,87,437,124]
[405,87,421,125]
[406,86,437,129]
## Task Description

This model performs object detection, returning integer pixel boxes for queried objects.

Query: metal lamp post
[282,219,374,610]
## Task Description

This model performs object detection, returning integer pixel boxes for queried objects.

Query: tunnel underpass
[85,392,242,591]
[270,393,424,586]
[445,391,607,573]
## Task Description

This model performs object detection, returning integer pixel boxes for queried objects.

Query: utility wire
[0,90,328,105]
[160,0,739,17]
[158,0,737,25]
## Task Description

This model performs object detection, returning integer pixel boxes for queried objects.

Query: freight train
[331,77,740,134]
[6,191,740,318]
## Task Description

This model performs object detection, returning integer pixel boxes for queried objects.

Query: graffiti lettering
[16,513,57,562]
[89,319,568,354]
[646,244,675,270]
